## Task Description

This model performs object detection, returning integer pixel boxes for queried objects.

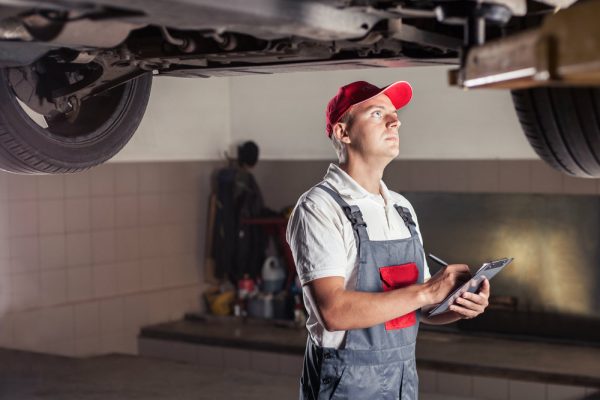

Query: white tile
[164,257,188,287]
[40,269,67,306]
[43,340,76,357]
[167,287,200,320]
[145,291,170,324]
[508,380,545,400]
[115,164,139,195]
[90,165,115,196]
[0,313,14,347]
[38,200,65,234]
[116,261,141,294]
[115,196,139,228]
[160,194,186,224]
[91,197,115,230]
[159,163,186,193]
[91,230,116,264]
[139,227,163,257]
[161,225,187,256]
[0,249,9,275]
[37,174,65,199]
[38,305,74,344]
[563,176,597,195]
[0,274,11,313]
[139,195,161,226]
[0,173,7,201]
[122,293,148,335]
[93,264,118,297]
[437,372,472,397]
[65,198,91,232]
[75,335,101,357]
[99,297,124,335]
[115,228,140,262]
[546,384,587,400]
[139,164,161,194]
[12,309,42,350]
[9,200,38,236]
[473,376,509,400]
[9,236,39,273]
[531,161,563,194]
[39,234,67,270]
[250,350,280,374]
[66,232,92,267]
[67,267,93,301]
[141,258,163,290]
[419,369,437,393]
[74,301,100,338]
[64,171,90,198]
[0,201,9,239]
[8,175,37,200]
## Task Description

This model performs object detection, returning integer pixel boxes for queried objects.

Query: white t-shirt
[286,163,431,349]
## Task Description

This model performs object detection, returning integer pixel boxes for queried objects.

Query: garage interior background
[1,65,599,356]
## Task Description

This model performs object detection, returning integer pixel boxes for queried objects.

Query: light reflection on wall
[406,193,600,318]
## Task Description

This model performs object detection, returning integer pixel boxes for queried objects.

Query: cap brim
[381,81,413,110]
[348,81,413,112]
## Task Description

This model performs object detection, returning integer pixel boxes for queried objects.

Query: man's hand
[449,278,490,319]
[423,264,472,304]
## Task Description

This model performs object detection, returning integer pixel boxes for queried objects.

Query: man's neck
[340,158,386,195]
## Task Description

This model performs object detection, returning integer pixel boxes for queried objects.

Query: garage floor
[0,348,467,400]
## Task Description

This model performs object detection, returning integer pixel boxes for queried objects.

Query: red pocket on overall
[379,263,419,330]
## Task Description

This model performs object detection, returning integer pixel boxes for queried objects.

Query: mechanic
[286,80,491,399]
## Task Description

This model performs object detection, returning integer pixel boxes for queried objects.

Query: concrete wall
[229,66,535,160]
[113,66,537,162]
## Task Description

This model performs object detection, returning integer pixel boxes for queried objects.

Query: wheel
[0,68,152,174]
[511,87,600,178]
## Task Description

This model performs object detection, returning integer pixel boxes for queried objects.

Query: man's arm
[307,264,471,331]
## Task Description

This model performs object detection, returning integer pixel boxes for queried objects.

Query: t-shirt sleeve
[286,199,347,285]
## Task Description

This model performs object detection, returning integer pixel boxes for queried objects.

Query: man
[286,80,490,400]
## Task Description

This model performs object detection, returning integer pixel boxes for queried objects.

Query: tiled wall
[1,158,597,358]
[0,161,221,357]
[254,159,600,213]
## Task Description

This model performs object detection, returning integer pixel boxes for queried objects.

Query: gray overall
[300,184,425,400]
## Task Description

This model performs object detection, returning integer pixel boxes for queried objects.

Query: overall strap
[316,184,370,259]
[393,205,419,237]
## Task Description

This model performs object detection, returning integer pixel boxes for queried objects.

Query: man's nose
[387,114,400,129]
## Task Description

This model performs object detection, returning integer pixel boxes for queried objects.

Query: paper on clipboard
[427,257,513,317]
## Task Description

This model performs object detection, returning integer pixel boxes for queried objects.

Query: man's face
[342,93,401,162]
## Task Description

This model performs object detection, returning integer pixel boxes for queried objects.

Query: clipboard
[427,257,514,317]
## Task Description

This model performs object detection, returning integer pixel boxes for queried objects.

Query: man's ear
[333,123,351,144]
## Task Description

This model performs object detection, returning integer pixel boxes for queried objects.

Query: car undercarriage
[0,0,598,176]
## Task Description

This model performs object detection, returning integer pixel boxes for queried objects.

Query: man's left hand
[449,278,490,319]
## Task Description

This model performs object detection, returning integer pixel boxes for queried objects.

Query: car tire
[511,87,600,178]
[0,68,152,174]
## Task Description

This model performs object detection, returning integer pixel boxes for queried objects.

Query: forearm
[316,284,430,331]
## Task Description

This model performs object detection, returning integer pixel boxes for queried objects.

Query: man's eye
[373,111,382,118]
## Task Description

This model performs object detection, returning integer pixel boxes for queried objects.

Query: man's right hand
[423,264,472,305]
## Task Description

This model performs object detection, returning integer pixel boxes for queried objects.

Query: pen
[427,253,449,267]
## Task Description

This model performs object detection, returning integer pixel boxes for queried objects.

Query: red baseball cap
[326,80,413,137]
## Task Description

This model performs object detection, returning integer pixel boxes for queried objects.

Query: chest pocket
[379,263,419,330]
